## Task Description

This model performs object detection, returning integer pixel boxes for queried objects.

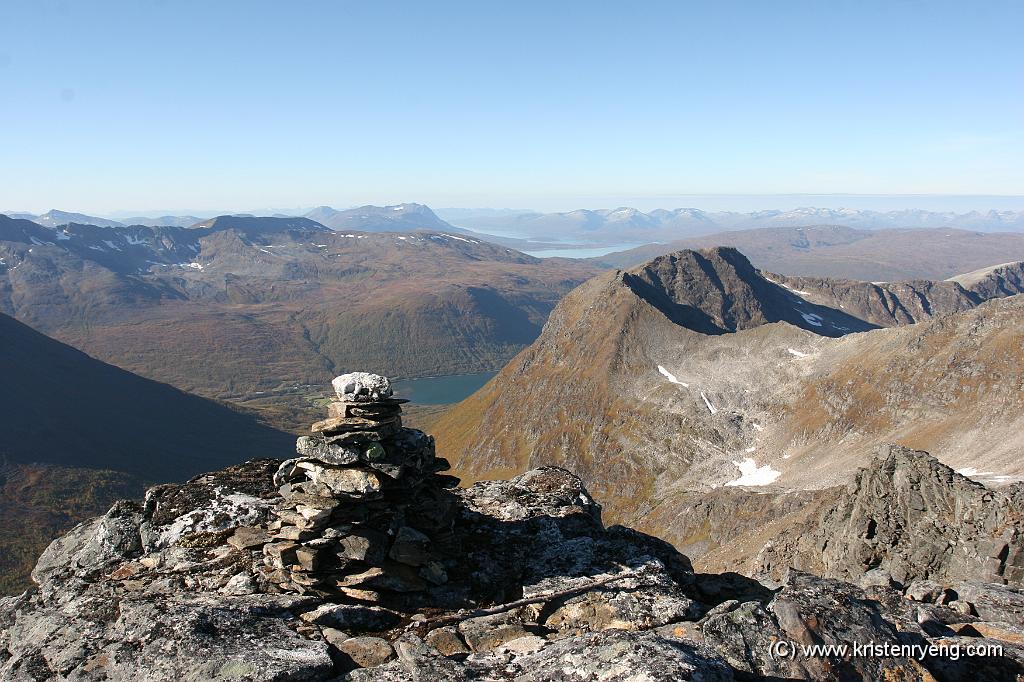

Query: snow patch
[725,458,782,487]
[103,240,122,251]
[700,392,718,415]
[787,348,809,358]
[762,274,810,295]
[956,467,994,478]
[752,423,765,432]
[800,312,824,327]
[440,233,475,243]
[657,365,689,387]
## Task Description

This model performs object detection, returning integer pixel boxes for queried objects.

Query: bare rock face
[757,444,1024,587]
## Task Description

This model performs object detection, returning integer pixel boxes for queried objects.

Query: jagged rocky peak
[756,444,1024,589]
[620,246,875,336]
[4,380,1024,680]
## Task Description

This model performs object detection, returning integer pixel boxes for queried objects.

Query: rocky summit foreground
[3,375,1024,680]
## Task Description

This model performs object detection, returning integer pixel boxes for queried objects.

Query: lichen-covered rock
[350,631,734,681]
[5,448,1024,681]
[511,630,734,681]
[954,582,1024,625]
[332,372,393,402]
[336,636,395,668]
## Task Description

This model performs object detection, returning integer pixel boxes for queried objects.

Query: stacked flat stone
[261,372,457,602]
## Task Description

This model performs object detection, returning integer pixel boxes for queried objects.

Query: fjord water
[391,372,498,404]
[523,243,647,259]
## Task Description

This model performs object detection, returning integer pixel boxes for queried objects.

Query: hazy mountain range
[596,224,1024,281]
[10,204,1024,245]
[438,206,1024,243]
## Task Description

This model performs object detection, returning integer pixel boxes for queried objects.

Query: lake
[391,371,498,405]
[523,243,646,259]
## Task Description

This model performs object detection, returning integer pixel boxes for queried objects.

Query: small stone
[496,635,547,655]
[344,404,403,419]
[297,505,334,524]
[273,509,307,525]
[273,459,306,486]
[275,526,319,542]
[339,587,382,603]
[299,603,401,630]
[337,528,389,564]
[302,464,382,496]
[109,562,143,580]
[264,542,299,568]
[458,613,531,652]
[424,627,470,656]
[220,572,258,595]
[948,599,975,616]
[364,442,387,462]
[321,627,351,648]
[290,571,321,587]
[326,427,399,445]
[296,547,321,572]
[419,561,448,585]
[312,415,400,435]
[337,636,396,668]
[336,567,386,588]
[296,436,361,465]
[332,372,393,402]
[906,579,949,603]
[388,526,432,567]
[286,492,341,511]
[227,526,270,550]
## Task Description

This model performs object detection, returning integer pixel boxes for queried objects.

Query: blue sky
[1,0,1022,214]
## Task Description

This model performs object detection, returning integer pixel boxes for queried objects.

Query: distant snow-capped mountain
[305,203,455,232]
[443,206,1024,242]
[17,210,126,228]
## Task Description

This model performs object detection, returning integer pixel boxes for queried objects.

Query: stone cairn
[261,372,458,604]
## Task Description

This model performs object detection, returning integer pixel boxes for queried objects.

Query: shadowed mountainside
[0,312,294,592]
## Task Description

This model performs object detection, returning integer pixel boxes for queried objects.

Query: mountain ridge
[433,248,1024,560]
[0,214,600,429]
